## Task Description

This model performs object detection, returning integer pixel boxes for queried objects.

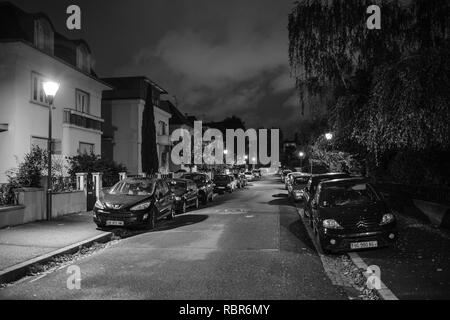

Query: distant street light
[299,151,305,169]
[43,81,60,221]
[325,133,334,141]
[224,149,229,155]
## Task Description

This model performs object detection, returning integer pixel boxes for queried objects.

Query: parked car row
[284,172,398,254]
[93,171,253,230]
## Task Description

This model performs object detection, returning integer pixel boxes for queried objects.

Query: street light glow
[299,151,305,158]
[325,133,333,141]
[224,149,229,155]
[43,81,60,97]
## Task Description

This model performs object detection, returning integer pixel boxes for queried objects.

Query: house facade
[0,2,112,183]
[101,77,172,175]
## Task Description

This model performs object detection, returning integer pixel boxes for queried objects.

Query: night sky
[11,0,301,137]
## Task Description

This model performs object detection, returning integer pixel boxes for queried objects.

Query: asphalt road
[0,176,348,300]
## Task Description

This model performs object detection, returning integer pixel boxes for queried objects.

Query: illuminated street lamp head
[299,151,305,158]
[43,81,60,102]
[244,155,248,160]
[224,149,229,155]
[325,133,333,141]
[252,157,257,162]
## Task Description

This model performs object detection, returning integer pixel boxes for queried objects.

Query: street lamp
[299,151,305,169]
[43,81,60,221]
[325,132,333,141]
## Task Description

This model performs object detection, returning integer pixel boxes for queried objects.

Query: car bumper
[93,209,148,227]
[214,186,229,192]
[319,226,397,252]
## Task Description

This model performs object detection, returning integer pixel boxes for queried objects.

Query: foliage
[7,146,47,188]
[67,153,127,188]
[142,88,159,174]
[353,48,450,160]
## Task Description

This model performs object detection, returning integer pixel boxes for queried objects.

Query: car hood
[319,202,386,222]
[101,194,152,209]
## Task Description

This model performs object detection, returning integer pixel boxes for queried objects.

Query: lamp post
[299,151,305,170]
[43,81,60,221]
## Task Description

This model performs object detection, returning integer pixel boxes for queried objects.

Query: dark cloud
[11,0,300,136]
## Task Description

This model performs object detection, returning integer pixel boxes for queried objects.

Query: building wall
[154,106,171,173]
[0,42,109,183]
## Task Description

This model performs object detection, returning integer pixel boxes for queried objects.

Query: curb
[0,232,113,285]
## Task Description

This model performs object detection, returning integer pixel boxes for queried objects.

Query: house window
[34,19,54,54]
[30,136,61,155]
[79,142,94,155]
[75,89,90,114]
[158,121,166,136]
[76,45,91,73]
[31,72,49,105]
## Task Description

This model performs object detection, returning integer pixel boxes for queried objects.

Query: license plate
[351,241,378,249]
[106,220,124,226]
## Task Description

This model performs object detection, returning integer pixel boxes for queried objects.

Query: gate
[86,173,96,211]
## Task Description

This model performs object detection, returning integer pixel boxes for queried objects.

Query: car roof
[310,173,348,181]
[319,177,369,188]
[171,178,191,183]
[122,177,157,183]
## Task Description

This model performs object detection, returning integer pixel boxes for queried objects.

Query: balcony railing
[63,109,104,133]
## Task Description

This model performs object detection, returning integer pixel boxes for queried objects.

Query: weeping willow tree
[288,0,450,183]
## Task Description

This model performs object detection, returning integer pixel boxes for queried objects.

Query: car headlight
[130,201,151,212]
[94,200,105,209]
[380,213,395,225]
[323,219,343,229]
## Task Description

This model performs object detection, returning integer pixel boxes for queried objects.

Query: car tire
[167,205,175,220]
[195,197,200,209]
[145,208,157,230]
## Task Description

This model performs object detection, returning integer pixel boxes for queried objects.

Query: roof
[160,100,193,127]
[101,76,167,101]
[0,2,98,76]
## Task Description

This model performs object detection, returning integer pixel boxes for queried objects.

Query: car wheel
[195,197,200,209]
[145,208,157,230]
[167,205,175,220]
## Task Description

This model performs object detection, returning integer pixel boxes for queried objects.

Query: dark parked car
[168,179,200,214]
[181,173,214,204]
[214,174,235,193]
[303,173,350,218]
[310,178,397,253]
[93,178,175,230]
[288,174,310,202]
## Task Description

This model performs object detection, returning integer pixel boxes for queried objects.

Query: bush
[68,153,127,188]
[7,146,47,188]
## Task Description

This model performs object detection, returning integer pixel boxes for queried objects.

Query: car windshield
[320,183,380,207]
[170,180,187,191]
[214,175,229,181]
[108,180,155,196]
[293,177,309,185]
[183,174,205,183]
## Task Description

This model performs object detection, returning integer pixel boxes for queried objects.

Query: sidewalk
[0,212,112,284]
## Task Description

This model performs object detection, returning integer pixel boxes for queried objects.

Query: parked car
[252,169,261,179]
[285,172,304,191]
[239,173,248,187]
[288,174,311,202]
[234,173,245,188]
[310,178,397,253]
[244,171,254,181]
[181,173,214,204]
[93,177,175,230]
[228,174,239,190]
[281,169,292,182]
[303,173,351,218]
[213,174,236,193]
[168,179,200,214]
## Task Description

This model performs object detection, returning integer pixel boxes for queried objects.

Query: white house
[0,2,112,183]
[101,76,172,175]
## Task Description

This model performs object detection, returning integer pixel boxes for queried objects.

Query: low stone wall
[0,188,87,229]
[52,191,86,219]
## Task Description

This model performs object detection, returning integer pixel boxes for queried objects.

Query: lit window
[31,72,49,105]
[75,89,90,114]
[79,142,94,155]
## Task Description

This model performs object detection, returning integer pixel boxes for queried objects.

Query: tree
[141,87,159,174]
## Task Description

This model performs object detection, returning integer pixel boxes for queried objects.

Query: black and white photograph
[0,0,449,309]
